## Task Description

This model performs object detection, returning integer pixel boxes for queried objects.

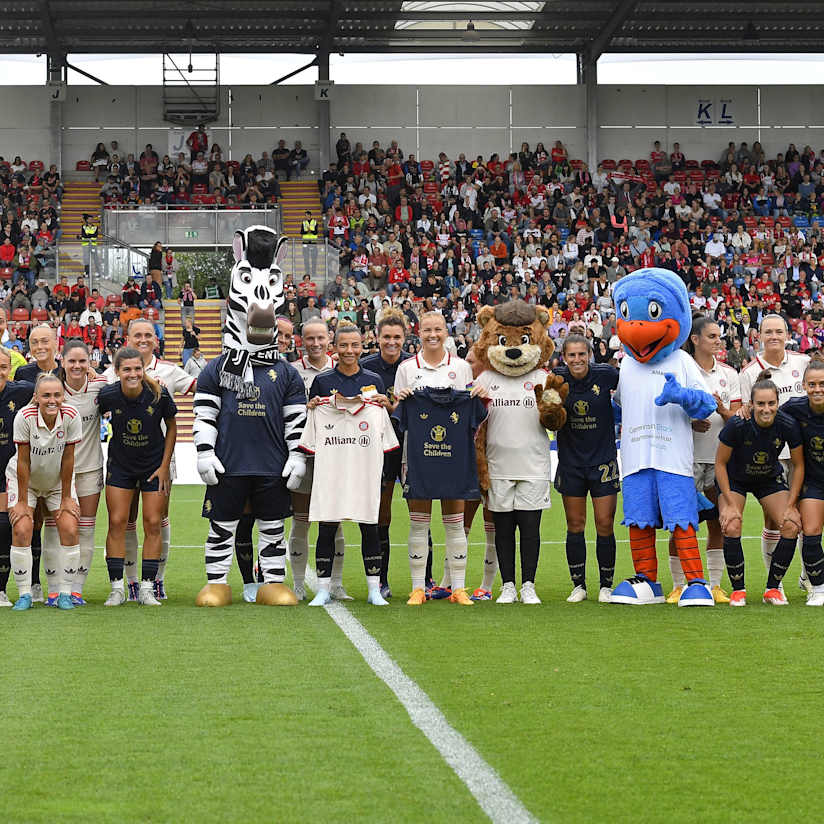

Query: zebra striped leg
[257,519,287,583]
[205,519,240,584]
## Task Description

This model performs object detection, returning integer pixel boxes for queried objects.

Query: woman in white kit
[8,373,82,611]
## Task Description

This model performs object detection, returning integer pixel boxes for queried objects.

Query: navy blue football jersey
[196,357,306,477]
[360,352,412,406]
[0,380,34,470]
[554,363,619,467]
[781,396,824,487]
[308,365,385,400]
[15,363,59,385]
[98,383,177,475]
[719,412,802,486]
[394,387,487,500]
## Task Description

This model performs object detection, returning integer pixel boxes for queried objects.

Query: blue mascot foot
[678,578,715,607]
[308,589,333,607]
[57,593,74,610]
[12,594,33,611]
[610,574,665,605]
[242,582,261,603]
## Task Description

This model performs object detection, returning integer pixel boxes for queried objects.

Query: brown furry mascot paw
[535,374,568,431]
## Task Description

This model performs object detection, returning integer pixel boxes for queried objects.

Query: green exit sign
[184,230,198,238]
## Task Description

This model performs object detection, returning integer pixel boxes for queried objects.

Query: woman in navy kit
[780,358,824,605]
[98,347,177,607]
[716,371,803,606]
[553,334,620,604]
[0,348,33,606]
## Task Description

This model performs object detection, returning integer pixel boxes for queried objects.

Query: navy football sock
[565,531,587,587]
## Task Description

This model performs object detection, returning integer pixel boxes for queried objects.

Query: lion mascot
[193,226,307,607]
[473,300,568,604]
[610,268,717,607]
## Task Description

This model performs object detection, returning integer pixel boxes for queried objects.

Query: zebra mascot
[193,226,307,607]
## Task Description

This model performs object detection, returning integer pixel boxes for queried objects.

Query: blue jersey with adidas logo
[781,396,824,488]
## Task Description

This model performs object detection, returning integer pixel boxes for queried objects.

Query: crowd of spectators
[0,156,62,287]
[93,128,309,208]
[306,136,824,370]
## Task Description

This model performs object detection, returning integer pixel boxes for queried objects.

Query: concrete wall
[2,83,824,172]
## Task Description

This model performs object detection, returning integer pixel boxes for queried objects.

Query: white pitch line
[304,567,537,824]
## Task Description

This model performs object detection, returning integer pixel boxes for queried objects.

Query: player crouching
[8,374,82,611]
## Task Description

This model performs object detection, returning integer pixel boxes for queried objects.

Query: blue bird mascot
[610,268,717,607]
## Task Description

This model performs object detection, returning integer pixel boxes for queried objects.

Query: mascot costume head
[219,226,287,399]
[608,268,718,608]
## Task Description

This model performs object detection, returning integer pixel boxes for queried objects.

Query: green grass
[3,486,822,823]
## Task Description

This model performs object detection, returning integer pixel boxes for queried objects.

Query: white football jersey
[104,355,196,395]
[63,376,107,473]
[394,352,473,394]
[293,355,335,399]
[739,349,809,459]
[9,403,82,492]
[476,368,552,481]
[299,395,399,524]
[692,357,742,463]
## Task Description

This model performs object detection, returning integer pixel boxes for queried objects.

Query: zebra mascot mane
[219,225,287,398]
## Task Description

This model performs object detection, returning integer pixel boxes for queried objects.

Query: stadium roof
[4,1,824,55]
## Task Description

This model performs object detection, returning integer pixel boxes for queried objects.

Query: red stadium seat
[778,216,792,227]
[569,159,583,170]
[685,159,699,169]
[0,267,12,281]
[689,170,705,182]
[420,160,435,178]
[600,159,616,170]
[11,308,29,322]
[618,159,633,168]
[701,159,717,169]
[673,171,687,183]
[225,160,240,171]
[192,184,207,194]
[75,160,91,171]
[106,294,123,307]
[744,217,758,228]
[423,181,438,194]
[635,159,650,170]
[28,160,44,171]
[31,308,48,322]
[763,216,775,227]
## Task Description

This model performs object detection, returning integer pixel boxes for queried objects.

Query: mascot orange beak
[617,318,680,363]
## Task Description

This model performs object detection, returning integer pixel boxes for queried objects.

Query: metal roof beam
[587,0,636,61]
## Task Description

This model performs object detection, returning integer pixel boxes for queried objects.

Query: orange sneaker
[729,589,747,606]
[763,587,789,606]
[448,587,474,605]
[406,588,426,605]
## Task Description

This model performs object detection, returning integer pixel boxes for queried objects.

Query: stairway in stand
[163,299,224,443]
[59,181,102,281]
[280,180,322,237]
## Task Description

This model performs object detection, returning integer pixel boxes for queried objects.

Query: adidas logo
[409,554,423,559]
[45,568,56,575]
[367,566,380,575]
[491,385,500,391]
[453,554,467,560]
[14,569,27,575]
[64,568,77,575]
[324,424,335,429]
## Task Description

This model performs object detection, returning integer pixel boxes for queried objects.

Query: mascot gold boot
[193,226,307,606]
[609,268,717,607]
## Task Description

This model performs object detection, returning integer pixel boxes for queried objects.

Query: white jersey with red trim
[63,376,107,472]
[292,354,335,398]
[739,349,809,459]
[394,351,473,394]
[693,357,742,463]
[8,403,82,492]
[476,367,552,481]
[298,394,399,524]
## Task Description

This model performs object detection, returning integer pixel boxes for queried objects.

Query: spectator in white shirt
[704,233,726,262]
[79,302,103,328]
[731,225,753,252]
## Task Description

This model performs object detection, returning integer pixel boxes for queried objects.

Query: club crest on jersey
[7,401,14,411]
[774,438,782,449]
[419,412,429,419]
[574,400,589,416]
[523,381,533,391]
[793,370,800,377]
[753,451,768,465]
[359,421,369,431]
[147,405,154,416]
[430,425,446,442]
[448,371,456,380]
[56,430,64,439]
[720,379,726,387]
[268,369,278,383]
[127,418,142,435]
[812,436,824,451]
[592,384,600,395]
[204,500,212,513]
[450,412,459,424]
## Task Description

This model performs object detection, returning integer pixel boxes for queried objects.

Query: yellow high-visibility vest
[81,224,99,246]
[301,219,318,241]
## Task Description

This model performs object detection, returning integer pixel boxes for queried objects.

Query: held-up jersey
[718,412,802,487]
[63,375,107,472]
[9,403,82,492]
[554,363,619,468]
[781,396,824,489]
[308,366,385,400]
[195,357,306,477]
[98,383,177,476]
[475,368,552,481]
[394,387,487,500]
[614,349,710,479]
[692,357,742,464]
[0,381,34,473]
[299,394,399,523]
[293,354,335,398]
[739,350,809,460]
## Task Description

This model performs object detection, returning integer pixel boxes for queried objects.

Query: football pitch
[4,485,823,824]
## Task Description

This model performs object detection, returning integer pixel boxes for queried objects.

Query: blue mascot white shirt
[615,349,710,478]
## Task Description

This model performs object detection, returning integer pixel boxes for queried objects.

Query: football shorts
[693,462,715,491]
[382,445,403,489]
[6,472,77,512]
[106,460,163,493]
[719,475,788,501]
[203,475,292,521]
[76,468,104,498]
[801,481,824,501]
[554,459,620,498]
[485,478,552,512]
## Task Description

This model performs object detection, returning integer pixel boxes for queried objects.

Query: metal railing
[101,205,281,249]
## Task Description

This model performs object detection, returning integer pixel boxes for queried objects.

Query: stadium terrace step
[280,180,323,238]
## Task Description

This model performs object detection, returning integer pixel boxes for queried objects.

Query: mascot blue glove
[654,373,717,420]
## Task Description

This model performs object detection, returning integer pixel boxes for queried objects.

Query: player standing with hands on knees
[716,372,803,606]
[99,348,177,607]
[7,374,82,611]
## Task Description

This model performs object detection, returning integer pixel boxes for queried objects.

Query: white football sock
[42,518,60,596]
[762,529,780,573]
[443,514,468,590]
[669,555,686,588]
[156,517,171,581]
[11,545,32,597]
[706,547,724,589]
[366,574,380,590]
[124,521,139,584]
[331,524,345,586]
[408,513,431,591]
[74,517,96,595]
[288,515,309,588]
[481,520,498,591]
[60,544,80,596]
